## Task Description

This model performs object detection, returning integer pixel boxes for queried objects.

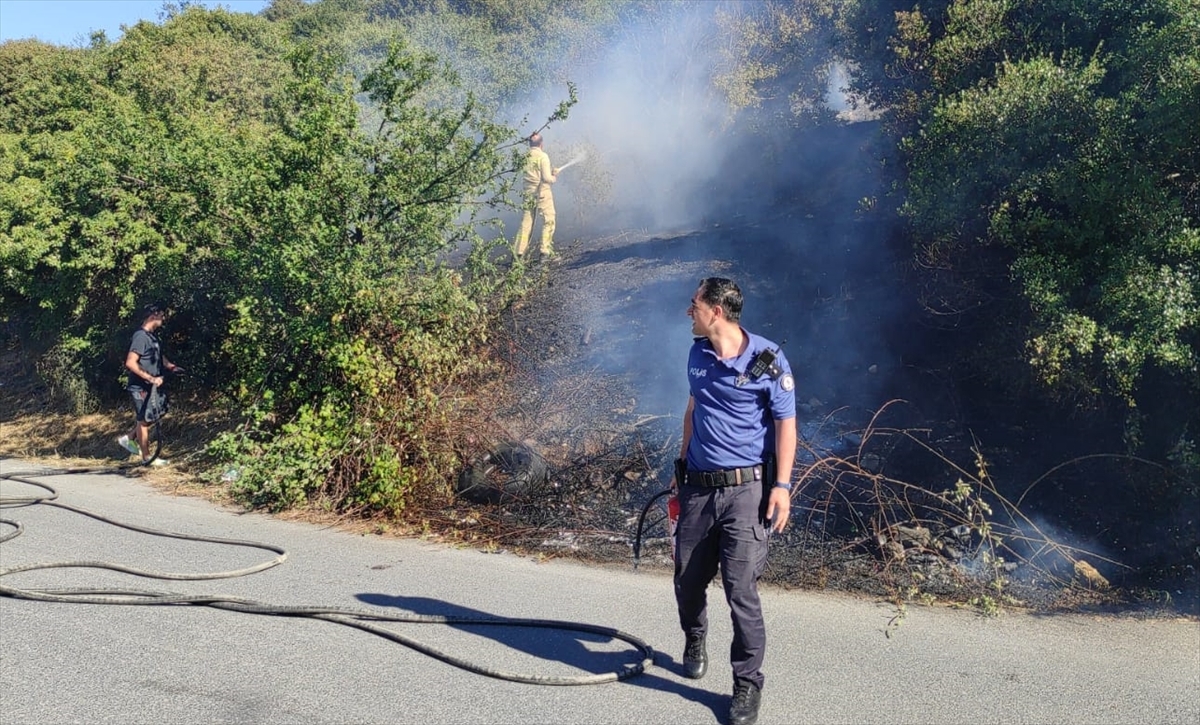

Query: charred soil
[463,214,1197,619]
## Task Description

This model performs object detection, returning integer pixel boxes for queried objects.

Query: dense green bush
[839,0,1200,461]
[1,6,569,513]
[710,0,1197,489]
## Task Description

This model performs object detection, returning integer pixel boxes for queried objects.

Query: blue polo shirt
[686,329,796,471]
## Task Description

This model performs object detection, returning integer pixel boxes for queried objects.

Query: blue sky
[0,0,271,46]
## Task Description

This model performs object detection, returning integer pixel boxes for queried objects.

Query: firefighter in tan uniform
[514,132,561,259]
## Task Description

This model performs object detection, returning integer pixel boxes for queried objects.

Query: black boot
[729,681,761,725]
[682,633,708,679]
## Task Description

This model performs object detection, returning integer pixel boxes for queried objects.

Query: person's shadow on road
[356,593,725,717]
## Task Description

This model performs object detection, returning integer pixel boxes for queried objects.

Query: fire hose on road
[0,466,655,686]
[632,487,677,570]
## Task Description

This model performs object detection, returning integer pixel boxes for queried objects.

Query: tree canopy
[838,0,1198,458]
[0,4,562,511]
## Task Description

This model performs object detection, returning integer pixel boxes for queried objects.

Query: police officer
[672,277,796,725]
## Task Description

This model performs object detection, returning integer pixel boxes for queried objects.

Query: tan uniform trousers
[515,191,556,256]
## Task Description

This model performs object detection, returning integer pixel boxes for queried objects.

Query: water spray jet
[557,152,587,172]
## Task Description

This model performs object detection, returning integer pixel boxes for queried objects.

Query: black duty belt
[686,465,762,488]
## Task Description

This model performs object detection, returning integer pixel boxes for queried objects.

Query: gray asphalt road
[2,460,1197,725]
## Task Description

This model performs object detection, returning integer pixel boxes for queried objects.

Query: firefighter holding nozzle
[672,277,797,725]
[514,132,561,261]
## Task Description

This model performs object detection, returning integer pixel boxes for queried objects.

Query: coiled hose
[0,466,654,685]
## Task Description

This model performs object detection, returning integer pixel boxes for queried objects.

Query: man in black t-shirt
[117,303,182,465]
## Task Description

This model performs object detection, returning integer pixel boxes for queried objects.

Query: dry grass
[0,346,233,502]
[0,331,661,550]
[0,348,448,543]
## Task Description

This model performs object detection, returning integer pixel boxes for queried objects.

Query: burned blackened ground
[470,124,1198,617]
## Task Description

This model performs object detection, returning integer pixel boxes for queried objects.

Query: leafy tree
[205,34,566,512]
[267,0,620,113]
[711,0,842,127]
[895,1,1198,449]
[2,5,573,513]
[815,1,1196,461]
[0,8,290,378]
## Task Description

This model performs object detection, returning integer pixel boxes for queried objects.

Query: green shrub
[36,336,99,415]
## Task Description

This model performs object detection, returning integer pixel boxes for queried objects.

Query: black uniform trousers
[674,480,770,689]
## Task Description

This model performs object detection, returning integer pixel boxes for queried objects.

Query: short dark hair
[698,277,743,322]
[529,133,543,148]
[141,303,165,321]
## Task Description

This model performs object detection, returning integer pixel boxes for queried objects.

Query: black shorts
[128,387,167,423]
